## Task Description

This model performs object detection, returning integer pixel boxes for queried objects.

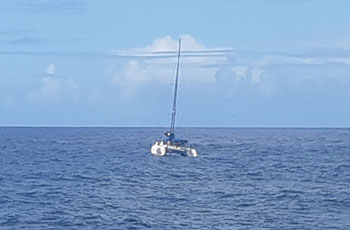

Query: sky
[1,0,350,127]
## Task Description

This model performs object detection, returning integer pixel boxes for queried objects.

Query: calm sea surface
[0,127,350,229]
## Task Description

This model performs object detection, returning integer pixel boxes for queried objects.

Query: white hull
[151,141,198,157]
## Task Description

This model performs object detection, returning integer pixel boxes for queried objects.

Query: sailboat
[151,39,198,157]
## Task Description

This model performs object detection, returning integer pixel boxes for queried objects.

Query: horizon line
[1,125,349,129]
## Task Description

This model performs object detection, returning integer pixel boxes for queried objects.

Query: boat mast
[170,39,181,135]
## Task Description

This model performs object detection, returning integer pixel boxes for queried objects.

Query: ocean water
[0,127,350,229]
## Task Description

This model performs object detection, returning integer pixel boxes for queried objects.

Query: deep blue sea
[1,127,350,229]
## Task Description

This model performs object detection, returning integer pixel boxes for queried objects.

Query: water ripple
[1,127,350,229]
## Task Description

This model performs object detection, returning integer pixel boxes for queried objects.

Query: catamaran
[151,39,198,157]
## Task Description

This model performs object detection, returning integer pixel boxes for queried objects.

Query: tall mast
[170,39,181,135]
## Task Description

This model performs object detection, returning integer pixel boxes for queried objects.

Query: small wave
[1,127,349,229]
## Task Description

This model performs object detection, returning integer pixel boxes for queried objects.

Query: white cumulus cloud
[29,76,81,104]
[110,36,350,99]
[111,35,231,97]
[46,64,55,74]
[27,63,81,103]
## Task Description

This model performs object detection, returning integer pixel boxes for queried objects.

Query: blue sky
[1,0,350,127]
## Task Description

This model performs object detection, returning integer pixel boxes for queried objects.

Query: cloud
[38,77,61,101]
[5,37,52,45]
[18,0,87,11]
[263,62,350,92]
[112,35,233,58]
[29,76,81,104]
[0,51,104,58]
[214,55,350,98]
[46,64,55,74]
[0,29,51,45]
[0,29,36,36]
[111,60,149,98]
[111,35,231,97]
[207,44,350,98]
[0,35,71,47]
[110,35,350,99]
[295,47,350,58]
[2,33,350,102]
[28,65,80,104]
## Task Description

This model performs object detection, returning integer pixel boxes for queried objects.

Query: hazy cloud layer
[2,35,350,101]
[27,64,81,104]
[0,29,36,36]
[1,34,350,126]
[18,0,87,11]
[2,37,50,45]
[108,35,350,101]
